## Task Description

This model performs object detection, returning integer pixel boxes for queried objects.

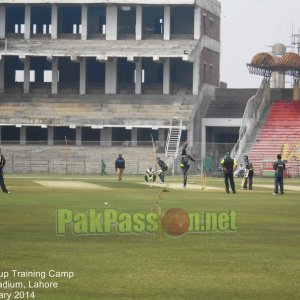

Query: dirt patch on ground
[34,180,111,190]
[138,182,223,190]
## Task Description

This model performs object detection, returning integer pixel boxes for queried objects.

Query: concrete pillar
[135,58,142,94]
[24,5,31,40]
[105,58,117,94]
[79,57,86,95]
[48,127,54,146]
[186,123,193,147]
[163,58,170,94]
[131,128,137,147]
[106,5,118,40]
[158,128,165,148]
[20,126,26,145]
[24,57,30,94]
[81,5,88,40]
[264,81,271,103]
[293,80,300,101]
[100,128,112,146]
[0,6,6,39]
[201,124,206,160]
[0,58,4,93]
[271,72,285,88]
[136,5,142,40]
[76,127,82,146]
[194,6,201,40]
[192,57,200,95]
[51,57,58,94]
[164,6,171,40]
[51,5,58,39]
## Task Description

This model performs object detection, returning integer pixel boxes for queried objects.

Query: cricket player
[241,155,254,190]
[273,154,285,195]
[144,167,156,183]
[180,144,195,188]
[115,154,125,182]
[156,157,168,183]
[0,148,10,194]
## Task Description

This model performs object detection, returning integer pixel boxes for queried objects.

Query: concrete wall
[1,144,160,175]
[200,48,220,86]
[201,7,220,41]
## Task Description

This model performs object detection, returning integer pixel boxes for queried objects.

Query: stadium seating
[206,89,256,118]
[0,96,196,127]
[248,101,300,177]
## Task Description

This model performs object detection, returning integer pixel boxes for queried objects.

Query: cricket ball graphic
[162,208,190,236]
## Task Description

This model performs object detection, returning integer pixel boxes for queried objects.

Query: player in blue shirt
[273,154,286,195]
[115,154,125,182]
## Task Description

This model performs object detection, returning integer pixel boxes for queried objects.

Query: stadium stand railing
[231,78,270,162]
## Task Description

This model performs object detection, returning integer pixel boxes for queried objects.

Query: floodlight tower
[291,31,300,54]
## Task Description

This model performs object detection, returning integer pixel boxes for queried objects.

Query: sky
[219,0,300,88]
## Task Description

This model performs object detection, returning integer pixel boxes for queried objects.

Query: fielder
[115,154,125,182]
[0,148,10,194]
[272,154,285,195]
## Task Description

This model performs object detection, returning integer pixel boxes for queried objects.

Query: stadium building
[0,0,221,173]
[202,41,300,177]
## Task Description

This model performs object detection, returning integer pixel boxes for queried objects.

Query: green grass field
[0,174,300,300]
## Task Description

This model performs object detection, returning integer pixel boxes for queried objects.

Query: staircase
[164,120,183,173]
[248,101,300,177]
[165,120,183,158]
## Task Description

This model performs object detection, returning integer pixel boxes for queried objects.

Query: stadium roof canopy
[247,52,300,79]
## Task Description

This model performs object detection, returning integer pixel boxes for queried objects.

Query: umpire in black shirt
[220,152,237,194]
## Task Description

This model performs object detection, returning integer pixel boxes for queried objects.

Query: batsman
[241,155,254,190]
[156,157,168,183]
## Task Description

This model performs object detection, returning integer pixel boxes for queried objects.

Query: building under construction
[0,0,221,173]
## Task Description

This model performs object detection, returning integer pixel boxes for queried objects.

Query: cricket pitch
[34,180,111,190]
